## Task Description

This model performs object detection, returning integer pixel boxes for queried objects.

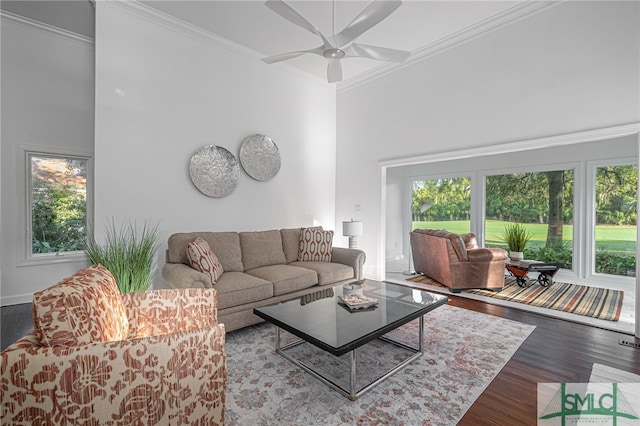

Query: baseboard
[1,293,33,307]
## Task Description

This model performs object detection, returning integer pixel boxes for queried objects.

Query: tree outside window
[595,164,637,277]
[30,154,88,255]
[484,170,575,270]
[411,177,471,234]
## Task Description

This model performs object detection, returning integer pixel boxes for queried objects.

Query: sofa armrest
[122,288,218,339]
[331,247,366,280]
[1,324,226,425]
[162,262,211,289]
[467,248,508,262]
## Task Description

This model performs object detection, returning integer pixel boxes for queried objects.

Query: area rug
[224,304,535,425]
[406,275,624,321]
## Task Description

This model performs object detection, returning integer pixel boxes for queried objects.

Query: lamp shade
[342,220,363,237]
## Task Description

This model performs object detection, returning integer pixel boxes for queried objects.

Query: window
[28,152,89,258]
[594,164,637,277]
[485,169,574,270]
[411,176,471,234]
[386,127,638,327]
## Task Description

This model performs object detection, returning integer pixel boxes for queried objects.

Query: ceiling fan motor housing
[323,48,346,59]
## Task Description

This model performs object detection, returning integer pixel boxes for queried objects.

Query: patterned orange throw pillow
[298,228,333,262]
[187,237,224,285]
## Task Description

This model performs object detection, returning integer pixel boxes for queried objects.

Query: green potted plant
[84,219,161,293]
[500,223,533,261]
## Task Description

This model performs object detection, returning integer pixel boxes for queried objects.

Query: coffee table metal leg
[350,350,357,400]
[276,326,307,354]
[419,315,424,352]
[272,316,426,401]
[379,315,424,353]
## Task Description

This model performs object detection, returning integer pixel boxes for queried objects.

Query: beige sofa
[410,229,508,292]
[162,227,366,332]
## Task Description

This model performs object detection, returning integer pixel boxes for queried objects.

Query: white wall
[94,3,337,289]
[4,1,637,303]
[0,15,95,305]
[336,1,640,279]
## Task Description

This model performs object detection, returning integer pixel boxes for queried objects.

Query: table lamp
[342,219,363,249]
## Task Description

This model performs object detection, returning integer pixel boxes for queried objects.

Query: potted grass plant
[500,223,533,261]
[84,218,161,293]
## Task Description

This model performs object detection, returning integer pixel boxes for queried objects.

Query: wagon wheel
[516,276,529,288]
[538,273,552,287]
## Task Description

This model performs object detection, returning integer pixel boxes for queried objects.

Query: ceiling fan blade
[327,59,343,83]
[261,46,325,64]
[345,43,410,63]
[265,0,333,48]
[334,0,402,47]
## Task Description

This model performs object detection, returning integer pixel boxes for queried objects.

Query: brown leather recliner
[410,229,508,293]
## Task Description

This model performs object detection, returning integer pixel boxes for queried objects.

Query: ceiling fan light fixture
[323,48,345,59]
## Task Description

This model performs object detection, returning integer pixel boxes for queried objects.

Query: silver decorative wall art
[239,134,281,181]
[189,145,240,197]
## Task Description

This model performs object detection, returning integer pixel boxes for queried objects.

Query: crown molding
[106,0,324,84]
[2,0,563,89]
[105,1,561,91]
[106,0,256,58]
[0,10,94,45]
[338,0,562,93]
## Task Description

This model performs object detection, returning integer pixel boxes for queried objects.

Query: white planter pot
[509,251,524,261]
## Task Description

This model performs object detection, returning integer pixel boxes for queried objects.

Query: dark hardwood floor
[1,297,639,424]
[1,302,33,351]
[449,296,640,425]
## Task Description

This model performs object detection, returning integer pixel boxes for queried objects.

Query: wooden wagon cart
[505,260,561,288]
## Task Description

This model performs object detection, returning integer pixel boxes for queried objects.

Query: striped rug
[406,275,624,321]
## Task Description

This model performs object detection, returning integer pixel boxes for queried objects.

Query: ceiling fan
[261,0,411,83]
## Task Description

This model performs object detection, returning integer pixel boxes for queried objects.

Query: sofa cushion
[289,261,354,285]
[32,264,129,346]
[167,232,244,272]
[187,237,224,284]
[240,230,287,271]
[281,226,322,264]
[298,228,333,262]
[246,265,318,296]
[214,271,273,310]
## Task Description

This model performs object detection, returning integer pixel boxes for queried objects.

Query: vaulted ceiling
[141,1,529,84]
[3,0,550,85]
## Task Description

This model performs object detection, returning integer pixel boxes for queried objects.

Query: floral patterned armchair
[1,264,226,425]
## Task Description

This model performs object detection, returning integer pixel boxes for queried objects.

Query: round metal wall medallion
[239,134,281,181]
[189,145,240,197]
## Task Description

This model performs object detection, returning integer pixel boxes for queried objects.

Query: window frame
[19,145,93,267]
[475,161,581,283]
[407,172,474,237]
[586,157,638,283]
[481,163,578,271]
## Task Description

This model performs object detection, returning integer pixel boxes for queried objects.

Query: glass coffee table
[254,280,448,400]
